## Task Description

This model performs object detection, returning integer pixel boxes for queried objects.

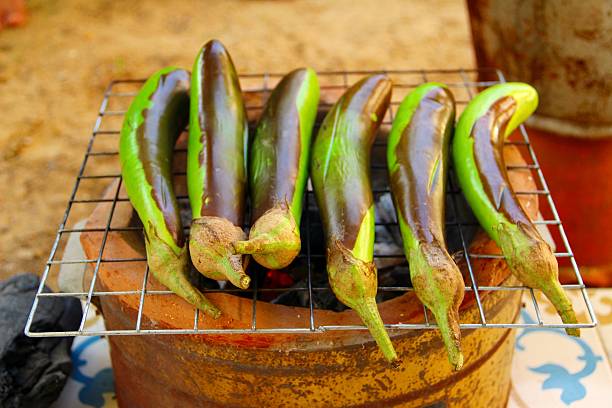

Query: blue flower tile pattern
[516,310,602,406]
[509,290,612,407]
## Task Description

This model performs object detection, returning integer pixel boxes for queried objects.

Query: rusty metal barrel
[467,0,611,138]
[467,0,612,285]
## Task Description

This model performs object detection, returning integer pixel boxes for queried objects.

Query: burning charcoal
[374,193,406,269]
[269,282,306,306]
[444,191,477,254]
[377,265,412,302]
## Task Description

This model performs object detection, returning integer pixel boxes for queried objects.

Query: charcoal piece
[445,178,478,253]
[377,265,412,302]
[373,193,407,270]
[313,290,346,312]
[375,193,402,243]
[269,285,305,306]
[0,274,82,408]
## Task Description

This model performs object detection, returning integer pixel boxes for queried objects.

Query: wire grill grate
[25,68,597,337]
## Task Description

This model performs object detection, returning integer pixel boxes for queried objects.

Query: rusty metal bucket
[467,0,611,138]
[467,0,612,285]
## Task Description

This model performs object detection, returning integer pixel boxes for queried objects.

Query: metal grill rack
[25,68,597,337]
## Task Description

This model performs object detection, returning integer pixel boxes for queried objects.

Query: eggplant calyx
[409,242,464,370]
[189,216,251,289]
[145,225,221,318]
[233,206,301,270]
[327,241,398,363]
[496,222,579,336]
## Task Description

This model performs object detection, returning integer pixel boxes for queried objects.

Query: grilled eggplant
[120,67,221,318]
[310,74,398,362]
[452,83,579,336]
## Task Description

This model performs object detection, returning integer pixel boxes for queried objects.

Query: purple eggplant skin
[187,40,251,290]
[387,83,464,370]
[120,67,221,318]
[310,74,398,363]
[453,83,578,336]
[233,68,320,270]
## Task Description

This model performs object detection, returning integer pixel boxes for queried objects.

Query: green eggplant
[387,83,465,370]
[120,67,221,318]
[187,40,250,290]
[452,82,579,336]
[310,74,397,362]
[233,68,320,269]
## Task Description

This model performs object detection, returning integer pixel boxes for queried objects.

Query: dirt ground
[0,0,474,281]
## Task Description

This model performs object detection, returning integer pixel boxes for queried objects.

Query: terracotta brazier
[80,86,539,407]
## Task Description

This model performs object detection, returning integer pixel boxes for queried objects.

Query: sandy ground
[0,0,474,281]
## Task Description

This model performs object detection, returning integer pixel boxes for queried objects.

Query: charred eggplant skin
[310,74,397,362]
[187,40,251,289]
[119,67,220,318]
[387,82,465,370]
[452,82,579,336]
[234,68,320,269]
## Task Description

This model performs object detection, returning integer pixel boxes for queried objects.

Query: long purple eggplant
[310,74,398,362]
[120,67,221,318]
[234,68,320,269]
[187,40,251,289]
[387,83,464,369]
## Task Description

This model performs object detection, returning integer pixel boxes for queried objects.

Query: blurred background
[0,0,475,282]
[0,0,609,285]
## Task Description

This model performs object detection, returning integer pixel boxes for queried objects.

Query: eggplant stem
[189,216,250,289]
[430,308,464,370]
[218,255,252,289]
[541,280,580,337]
[354,298,399,363]
[233,207,301,269]
[234,235,300,254]
[497,222,579,336]
[407,243,465,369]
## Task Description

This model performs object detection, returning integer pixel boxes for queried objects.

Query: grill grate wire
[25,68,598,337]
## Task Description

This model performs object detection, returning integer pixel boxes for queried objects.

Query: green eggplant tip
[455,353,464,371]
[233,207,301,270]
[542,280,581,337]
[189,216,251,289]
[433,309,464,370]
[435,309,464,370]
[354,297,399,363]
